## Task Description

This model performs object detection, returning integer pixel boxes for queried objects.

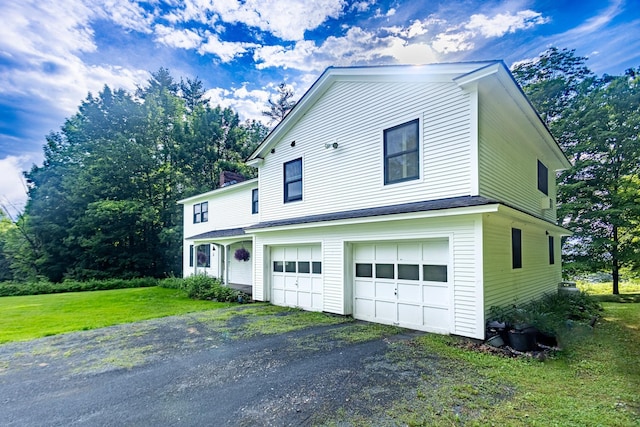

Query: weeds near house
[159,275,250,302]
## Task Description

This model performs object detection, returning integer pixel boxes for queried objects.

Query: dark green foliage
[1,68,267,282]
[488,291,602,335]
[514,48,640,294]
[0,278,158,297]
[158,275,250,303]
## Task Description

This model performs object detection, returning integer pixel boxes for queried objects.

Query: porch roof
[187,227,247,240]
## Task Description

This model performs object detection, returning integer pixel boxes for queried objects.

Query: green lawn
[0,286,230,344]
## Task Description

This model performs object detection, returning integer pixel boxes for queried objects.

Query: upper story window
[537,160,549,195]
[284,158,303,203]
[252,189,259,214]
[384,119,420,185]
[193,201,208,223]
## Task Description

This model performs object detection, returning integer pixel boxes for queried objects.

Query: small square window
[538,160,548,195]
[273,261,283,272]
[298,261,310,273]
[355,263,373,278]
[375,264,395,279]
[398,264,419,281]
[423,265,447,282]
[384,119,420,185]
[312,262,322,274]
[285,261,296,273]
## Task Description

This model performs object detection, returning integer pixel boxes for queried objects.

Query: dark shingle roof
[186,196,498,240]
[246,196,498,230]
[187,227,246,240]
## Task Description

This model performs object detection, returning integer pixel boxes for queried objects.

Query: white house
[178,61,571,339]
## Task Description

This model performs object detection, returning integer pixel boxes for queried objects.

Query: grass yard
[0,286,230,344]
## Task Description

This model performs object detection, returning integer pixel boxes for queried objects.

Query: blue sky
[1,0,639,215]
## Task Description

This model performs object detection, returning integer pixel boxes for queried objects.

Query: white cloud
[432,32,474,53]
[154,24,203,49]
[0,155,33,215]
[431,9,548,54]
[254,41,322,71]
[160,0,346,41]
[351,1,375,13]
[204,85,271,122]
[98,0,156,33]
[465,10,548,37]
[198,33,258,62]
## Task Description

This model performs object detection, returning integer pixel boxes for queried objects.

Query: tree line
[0,49,638,294]
[0,68,270,281]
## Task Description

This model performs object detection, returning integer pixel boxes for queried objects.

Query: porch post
[224,244,230,285]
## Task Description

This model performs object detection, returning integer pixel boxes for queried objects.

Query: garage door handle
[394,289,397,296]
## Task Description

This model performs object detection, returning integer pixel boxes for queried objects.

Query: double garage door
[353,240,451,333]
[271,245,323,311]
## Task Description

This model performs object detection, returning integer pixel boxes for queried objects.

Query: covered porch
[186,228,254,293]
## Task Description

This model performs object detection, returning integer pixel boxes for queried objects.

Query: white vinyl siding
[258,80,473,223]
[181,181,258,241]
[228,242,253,286]
[482,214,562,312]
[251,214,484,338]
[478,99,557,223]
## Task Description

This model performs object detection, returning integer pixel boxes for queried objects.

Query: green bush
[158,275,250,303]
[488,290,602,335]
[0,278,158,297]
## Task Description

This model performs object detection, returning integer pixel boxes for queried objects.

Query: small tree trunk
[612,225,620,295]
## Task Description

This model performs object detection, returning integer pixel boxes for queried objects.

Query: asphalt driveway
[0,305,507,426]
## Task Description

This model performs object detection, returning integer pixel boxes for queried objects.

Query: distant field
[578,280,640,302]
[0,287,229,344]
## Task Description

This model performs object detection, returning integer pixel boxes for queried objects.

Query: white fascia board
[190,235,253,245]
[248,204,500,234]
[496,205,573,236]
[177,178,258,205]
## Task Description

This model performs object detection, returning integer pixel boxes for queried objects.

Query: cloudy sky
[1,0,639,215]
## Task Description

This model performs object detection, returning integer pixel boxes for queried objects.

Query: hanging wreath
[234,247,250,262]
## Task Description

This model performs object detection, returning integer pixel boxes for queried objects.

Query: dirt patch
[0,305,514,426]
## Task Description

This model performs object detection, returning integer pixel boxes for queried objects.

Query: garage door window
[285,261,296,272]
[356,263,373,277]
[375,264,394,279]
[273,261,284,272]
[423,265,447,282]
[398,264,419,280]
[312,262,322,274]
[298,261,310,273]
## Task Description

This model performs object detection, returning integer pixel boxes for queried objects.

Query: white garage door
[271,245,323,311]
[353,240,451,333]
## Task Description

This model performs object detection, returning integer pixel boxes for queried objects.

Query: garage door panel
[355,298,374,318]
[284,276,298,289]
[297,277,312,292]
[355,280,374,298]
[285,290,298,305]
[311,294,323,311]
[375,244,397,260]
[398,243,420,261]
[397,303,421,325]
[375,281,396,300]
[354,244,374,260]
[273,289,285,305]
[273,275,285,290]
[397,283,421,301]
[312,277,323,293]
[423,306,449,330]
[298,292,312,308]
[375,300,396,321]
[423,285,449,305]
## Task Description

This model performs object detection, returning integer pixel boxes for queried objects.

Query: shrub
[0,278,158,297]
[159,275,250,303]
[488,291,602,336]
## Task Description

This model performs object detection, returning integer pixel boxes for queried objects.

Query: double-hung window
[284,158,303,203]
[512,228,522,269]
[193,202,208,223]
[252,189,259,214]
[384,119,420,185]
